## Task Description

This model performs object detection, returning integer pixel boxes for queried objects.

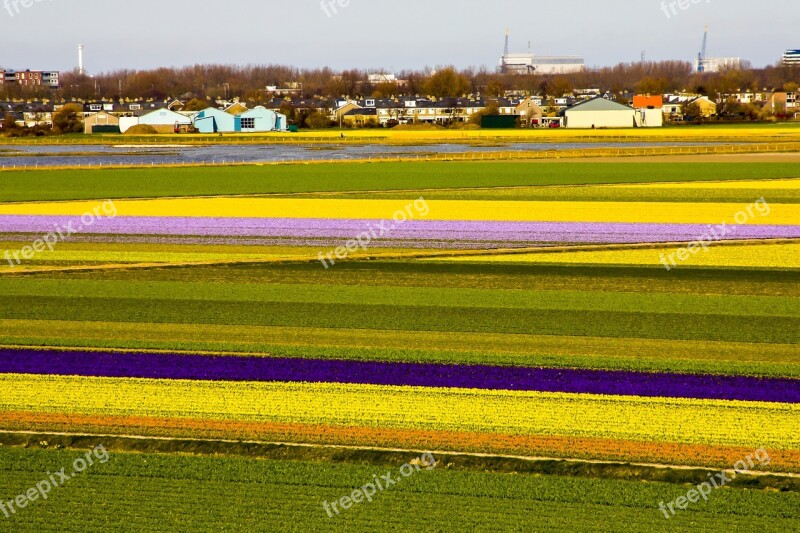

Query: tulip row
[2,198,799,225]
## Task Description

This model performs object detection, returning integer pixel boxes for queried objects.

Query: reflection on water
[0,141,736,168]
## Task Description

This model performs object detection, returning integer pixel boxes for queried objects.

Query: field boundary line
[2,238,799,275]
[1,429,798,479]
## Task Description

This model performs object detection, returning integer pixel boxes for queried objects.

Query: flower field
[1,373,798,449]
[442,242,800,268]
[0,159,798,529]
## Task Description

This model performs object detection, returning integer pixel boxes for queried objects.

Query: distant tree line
[1,62,798,103]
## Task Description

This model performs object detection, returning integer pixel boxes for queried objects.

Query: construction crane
[697,26,709,72]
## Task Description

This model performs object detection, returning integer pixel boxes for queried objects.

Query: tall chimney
[78,44,85,75]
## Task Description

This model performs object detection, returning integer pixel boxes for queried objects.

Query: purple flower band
[1,349,797,403]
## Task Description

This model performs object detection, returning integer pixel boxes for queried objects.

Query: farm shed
[194,107,237,134]
[83,111,120,134]
[562,97,636,129]
[138,108,193,133]
[239,106,287,132]
[194,106,287,133]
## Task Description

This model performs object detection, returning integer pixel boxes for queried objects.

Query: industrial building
[695,57,742,73]
[499,30,584,75]
[694,27,742,73]
[783,50,800,66]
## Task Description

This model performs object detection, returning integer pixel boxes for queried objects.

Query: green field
[1,446,797,532]
[1,263,798,377]
[4,278,798,316]
[320,182,800,203]
[2,161,800,202]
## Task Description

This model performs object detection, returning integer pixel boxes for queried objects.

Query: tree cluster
[0,61,797,103]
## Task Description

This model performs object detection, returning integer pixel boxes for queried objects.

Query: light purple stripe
[2,216,799,244]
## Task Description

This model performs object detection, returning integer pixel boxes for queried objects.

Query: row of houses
[332,90,798,128]
[716,90,799,116]
[0,69,60,87]
[0,99,187,128]
[333,95,665,128]
[80,95,659,130]
[659,91,800,120]
[4,88,799,131]
[0,95,691,131]
[334,97,537,127]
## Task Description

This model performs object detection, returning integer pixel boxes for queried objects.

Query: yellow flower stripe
[438,242,800,269]
[616,178,800,190]
[1,199,798,225]
[0,375,796,449]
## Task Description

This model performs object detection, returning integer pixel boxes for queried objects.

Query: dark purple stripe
[0,349,797,403]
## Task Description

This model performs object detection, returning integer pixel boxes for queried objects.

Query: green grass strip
[311,185,800,203]
[0,279,796,318]
[1,297,796,343]
[39,262,800,297]
[0,448,796,532]
[2,162,800,202]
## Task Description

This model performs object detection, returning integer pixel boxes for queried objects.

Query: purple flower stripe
[0,234,538,249]
[2,216,799,244]
[1,349,798,403]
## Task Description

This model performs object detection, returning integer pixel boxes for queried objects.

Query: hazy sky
[1,0,795,73]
